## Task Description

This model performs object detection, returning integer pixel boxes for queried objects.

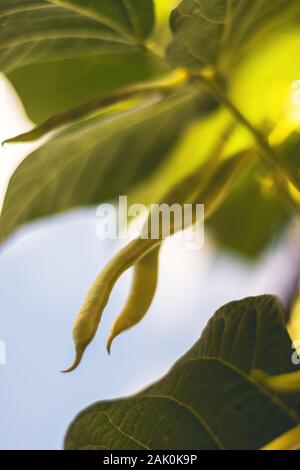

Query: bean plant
[2,0,300,450]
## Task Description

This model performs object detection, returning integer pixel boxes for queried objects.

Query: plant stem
[196,72,300,193]
[3,69,189,145]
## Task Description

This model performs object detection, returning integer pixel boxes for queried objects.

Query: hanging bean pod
[62,237,159,372]
[107,246,160,353]
[63,125,252,372]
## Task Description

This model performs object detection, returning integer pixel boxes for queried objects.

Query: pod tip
[106,333,115,355]
[61,346,84,373]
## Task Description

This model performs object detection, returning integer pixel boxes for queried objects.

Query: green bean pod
[105,146,251,354]
[63,128,251,372]
[107,246,160,353]
[62,237,159,372]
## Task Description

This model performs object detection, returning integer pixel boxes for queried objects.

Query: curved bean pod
[107,245,160,353]
[62,237,159,372]
[63,130,252,371]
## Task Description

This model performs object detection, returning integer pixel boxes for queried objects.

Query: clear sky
[0,75,299,450]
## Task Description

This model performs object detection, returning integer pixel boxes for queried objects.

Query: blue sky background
[0,75,300,450]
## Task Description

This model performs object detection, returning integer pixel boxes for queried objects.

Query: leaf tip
[1,128,41,145]
[2,136,25,145]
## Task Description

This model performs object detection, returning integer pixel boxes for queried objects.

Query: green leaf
[65,295,300,450]
[0,0,154,72]
[7,52,168,123]
[167,0,300,72]
[208,162,287,258]
[208,133,300,258]
[1,0,160,122]
[0,87,217,243]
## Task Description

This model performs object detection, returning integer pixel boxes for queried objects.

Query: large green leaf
[65,295,300,450]
[0,87,217,243]
[1,0,160,121]
[167,0,300,72]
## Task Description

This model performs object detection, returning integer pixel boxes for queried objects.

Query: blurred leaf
[131,125,300,259]
[129,110,229,204]
[129,110,253,207]
[277,133,300,180]
[0,87,217,243]
[167,0,300,72]
[8,52,168,123]
[65,295,300,450]
[1,0,162,121]
[231,30,300,126]
[208,162,287,258]
[208,133,300,258]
